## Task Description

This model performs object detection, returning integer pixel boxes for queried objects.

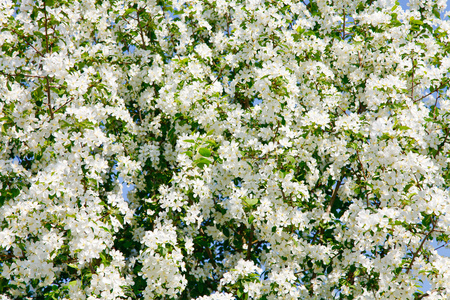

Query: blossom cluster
[1,0,450,299]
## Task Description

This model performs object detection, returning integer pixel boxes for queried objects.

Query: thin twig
[406,220,435,274]
[0,71,46,79]
[434,127,449,159]
[9,28,45,57]
[53,97,75,114]
[434,241,449,251]
[413,82,447,103]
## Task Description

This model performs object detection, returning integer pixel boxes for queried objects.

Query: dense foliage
[1,0,450,299]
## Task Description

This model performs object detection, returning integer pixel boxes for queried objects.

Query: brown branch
[342,10,346,40]
[415,288,446,299]
[41,2,54,119]
[413,81,447,103]
[434,241,449,251]
[0,71,46,79]
[226,10,231,37]
[434,127,449,159]
[432,94,440,118]
[271,120,280,143]
[9,28,45,57]
[355,150,368,183]
[357,103,367,114]
[121,15,131,24]
[336,104,347,114]
[411,56,415,99]
[199,227,217,268]
[45,76,54,119]
[246,224,254,260]
[53,97,75,114]
[89,261,97,274]
[43,1,50,54]
[413,174,423,191]
[136,10,147,49]
[358,51,363,68]
[280,187,293,205]
[308,272,316,296]
[326,179,342,214]
[406,220,436,275]
[310,227,321,244]
[0,252,26,260]
[415,293,429,299]
[355,150,369,207]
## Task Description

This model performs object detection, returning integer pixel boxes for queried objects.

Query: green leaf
[45,0,55,6]
[183,150,193,158]
[395,125,411,131]
[11,189,19,198]
[349,142,358,150]
[100,226,111,233]
[198,148,211,157]
[59,120,71,128]
[195,157,212,169]
[197,157,212,164]
[100,252,108,263]
[124,8,137,17]
[183,139,196,143]
[68,280,77,287]
[286,155,295,164]
[432,5,441,19]
[205,139,217,147]
[410,19,423,25]
[223,227,230,237]
[244,198,258,207]
[248,215,255,224]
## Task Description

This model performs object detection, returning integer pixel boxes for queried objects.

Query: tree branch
[53,96,75,114]
[136,10,147,49]
[434,127,449,159]
[326,179,342,214]
[342,10,346,40]
[246,224,254,260]
[410,55,416,99]
[406,219,436,274]
[46,76,54,119]
[9,27,45,57]
[413,81,447,103]
[0,71,46,79]
[43,1,50,54]
[199,227,217,268]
